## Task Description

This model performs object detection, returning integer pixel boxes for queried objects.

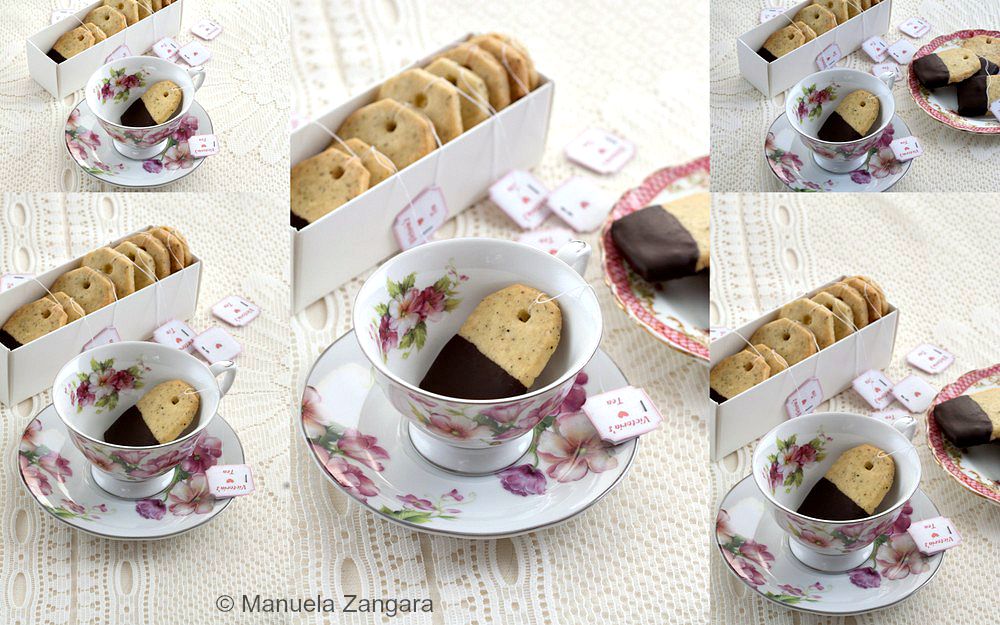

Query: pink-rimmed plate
[600,157,710,361]
[907,30,1000,135]
[926,363,1000,506]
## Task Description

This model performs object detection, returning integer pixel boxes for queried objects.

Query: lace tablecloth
[0,194,290,624]
[710,0,1000,192]
[289,1,709,623]
[0,0,290,194]
[710,195,999,624]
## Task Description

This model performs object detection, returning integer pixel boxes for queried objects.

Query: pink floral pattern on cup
[96,67,149,104]
[764,432,830,494]
[794,83,838,122]
[65,356,147,414]
[73,430,202,482]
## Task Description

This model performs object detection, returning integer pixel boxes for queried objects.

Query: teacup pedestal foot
[112,139,169,161]
[407,423,533,476]
[788,536,874,572]
[91,466,174,500]
[812,151,867,174]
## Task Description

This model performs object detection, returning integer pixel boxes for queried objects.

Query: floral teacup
[785,68,897,173]
[752,412,920,572]
[53,342,236,499]
[352,238,602,474]
[85,56,205,160]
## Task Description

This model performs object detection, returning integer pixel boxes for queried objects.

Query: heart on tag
[617,410,629,418]
[931,532,939,538]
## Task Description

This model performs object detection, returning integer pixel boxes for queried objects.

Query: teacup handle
[210,360,238,397]
[892,416,917,441]
[877,71,896,91]
[555,240,591,277]
[189,67,206,92]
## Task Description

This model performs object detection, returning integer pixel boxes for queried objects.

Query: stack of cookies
[710,275,888,403]
[0,226,193,350]
[757,1,884,62]
[913,36,1000,117]
[290,33,540,229]
[48,1,174,63]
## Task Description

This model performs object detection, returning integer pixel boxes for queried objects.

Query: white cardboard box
[737,0,893,97]
[289,34,555,313]
[0,227,202,406]
[26,0,185,100]
[708,277,899,461]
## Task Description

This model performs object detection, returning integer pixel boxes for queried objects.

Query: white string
[529,283,595,308]
[26,276,101,346]
[111,241,163,326]
[726,327,818,412]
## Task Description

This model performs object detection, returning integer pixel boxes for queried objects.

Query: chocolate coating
[956,58,1000,117]
[47,49,67,64]
[934,394,994,448]
[290,211,309,230]
[611,205,700,283]
[0,330,22,351]
[913,53,951,89]
[709,388,728,404]
[104,405,159,447]
[757,47,777,63]
[120,99,158,128]
[797,477,870,521]
[419,335,527,400]
[817,111,864,142]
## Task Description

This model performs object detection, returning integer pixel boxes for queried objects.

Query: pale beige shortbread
[148,227,187,273]
[83,22,107,44]
[469,34,531,101]
[159,226,192,266]
[747,343,788,377]
[85,5,128,38]
[124,233,169,279]
[779,298,836,349]
[141,80,183,125]
[377,68,463,143]
[968,388,1000,439]
[710,351,770,401]
[825,444,895,515]
[114,241,157,290]
[458,285,562,388]
[2,298,67,345]
[46,292,86,323]
[843,276,883,323]
[819,0,848,23]
[82,247,136,298]
[425,58,491,130]
[794,3,838,36]
[821,282,869,328]
[811,291,855,341]
[854,275,889,314]
[937,47,983,84]
[137,379,200,444]
[961,34,1000,66]
[51,266,116,314]
[329,138,395,187]
[763,25,806,58]
[795,21,818,43]
[291,148,370,224]
[103,0,139,25]
[663,192,710,272]
[487,32,539,89]
[337,99,437,169]
[749,318,818,366]
[437,43,511,111]
[53,27,95,60]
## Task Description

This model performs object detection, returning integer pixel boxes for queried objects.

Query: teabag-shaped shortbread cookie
[104,379,200,446]
[114,241,158,290]
[913,47,982,90]
[337,99,437,170]
[934,388,1000,448]
[436,43,511,111]
[51,266,116,314]
[329,138,395,187]
[957,58,1000,117]
[779,298,835,348]
[798,444,895,520]
[46,292,86,323]
[1,297,68,349]
[82,246,136,298]
[424,58,491,129]
[817,90,880,142]
[124,232,170,279]
[103,0,139,26]
[757,25,806,62]
[290,147,370,228]
[121,80,183,127]
[610,192,710,283]
[709,350,770,403]
[50,26,96,63]
[420,285,562,400]
[85,5,128,39]
[377,68,463,143]
[468,34,532,101]
[749,317,818,366]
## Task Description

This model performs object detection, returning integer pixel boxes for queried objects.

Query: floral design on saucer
[380,489,473,523]
[371,264,467,362]
[794,83,839,122]
[98,67,149,104]
[133,433,224,521]
[65,356,148,414]
[764,432,830,494]
[138,115,201,174]
[66,108,124,177]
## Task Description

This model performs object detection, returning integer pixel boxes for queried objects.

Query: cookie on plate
[377,68,464,143]
[820,282,869,328]
[337,99,437,170]
[934,388,1000,448]
[437,43,511,111]
[114,241,157,290]
[710,351,770,403]
[794,4,838,36]
[747,343,788,377]
[811,291,855,341]
[124,232,170,279]
[957,58,1000,117]
[798,444,894,520]
[50,27,95,63]
[779,298,836,348]
[468,34,532,100]
[46,291,86,324]
[913,47,982,89]
[610,192,710,283]
[758,25,806,62]
[818,89,880,142]
[1,297,68,349]
[960,34,1000,67]
[420,285,562,400]
[330,138,395,187]
[424,57,491,130]
[51,266,116,314]
[290,147,370,228]
[749,317,818,366]
[86,5,128,39]
[82,246,136,298]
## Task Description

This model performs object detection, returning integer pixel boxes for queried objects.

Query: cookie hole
[812,12,819,18]
[860,101,866,107]
[962,54,970,60]
[517,309,530,322]
[42,309,52,319]
[446,75,458,85]
[788,33,794,40]
[386,121,397,132]
[782,332,791,341]
[803,315,812,324]
[83,280,91,289]
[744,362,754,372]
[78,35,85,42]
[864,461,874,470]
[171,396,180,405]
[330,166,344,179]
[102,264,113,274]
[413,93,428,108]
[162,92,169,98]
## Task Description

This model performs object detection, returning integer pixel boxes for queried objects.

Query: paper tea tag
[178,41,212,66]
[816,43,842,70]
[191,19,224,41]
[990,100,1000,123]
[898,17,931,39]
[890,136,923,161]
[105,45,132,63]
[872,406,912,423]
[153,319,197,351]
[852,369,895,409]
[516,228,574,255]
[891,375,936,412]
[786,377,824,418]
[760,8,786,22]
[871,62,902,82]
[906,343,954,374]
[0,273,33,292]
[709,326,730,342]
[862,36,890,63]
[51,9,76,25]
[393,185,449,250]
[152,37,180,60]
[212,296,260,327]
[907,516,961,555]
[564,128,635,174]
[489,170,549,229]
[193,327,241,363]
[83,326,120,352]
[546,177,615,233]
[207,464,255,497]
[888,40,917,65]
[188,134,219,158]
[582,386,662,444]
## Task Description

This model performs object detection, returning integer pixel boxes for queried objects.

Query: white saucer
[764,113,913,192]
[716,475,944,616]
[18,405,242,540]
[64,99,212,189]
[299,331,639,538]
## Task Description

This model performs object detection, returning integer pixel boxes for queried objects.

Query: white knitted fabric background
[288,1,709,624]
[710,0,1000,192]
[709,195,1000,625]
[0,194,291,625]
[0,0,290,194]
